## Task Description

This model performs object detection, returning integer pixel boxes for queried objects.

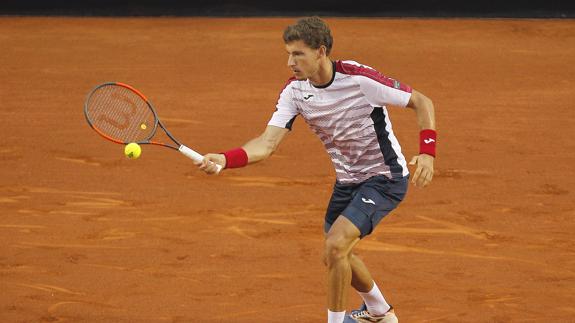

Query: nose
[287,54,295,67]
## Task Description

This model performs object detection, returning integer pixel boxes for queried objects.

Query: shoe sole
[352,313,398,323]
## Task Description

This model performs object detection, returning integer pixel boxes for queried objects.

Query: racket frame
[84,82,180,150]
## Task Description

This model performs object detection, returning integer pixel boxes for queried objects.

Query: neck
[308,58,333,87]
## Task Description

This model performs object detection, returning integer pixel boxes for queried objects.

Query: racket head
[84,82,160,145]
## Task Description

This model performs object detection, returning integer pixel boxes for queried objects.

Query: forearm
[406,90,436,158]
[234,125,289,166]
[242,135,277,164]
[414,96,435,130]
[406,89,435,130]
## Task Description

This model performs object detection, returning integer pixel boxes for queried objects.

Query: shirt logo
[423,138,436,144]
[303,94,314,100]
[361,197,376,205]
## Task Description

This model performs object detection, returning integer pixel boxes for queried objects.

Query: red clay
[1,18,574,322]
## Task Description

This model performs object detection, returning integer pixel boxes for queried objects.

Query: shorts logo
[361,197,376,205]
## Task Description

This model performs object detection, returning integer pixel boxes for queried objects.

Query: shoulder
[335,60,411,92]
[276,77,297,100]
[336,60,379,78]
[277,77,305,103]
[280,76,304,92]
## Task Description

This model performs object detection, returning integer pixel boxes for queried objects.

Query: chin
[293,73,307,80]
[291,70,304,79]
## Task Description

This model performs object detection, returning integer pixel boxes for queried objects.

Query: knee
[324,235,352,267]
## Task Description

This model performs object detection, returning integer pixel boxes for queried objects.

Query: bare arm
[242,125,290,164]
[407,89,435,130]
[406,89,436,187]
[198,125,289,174]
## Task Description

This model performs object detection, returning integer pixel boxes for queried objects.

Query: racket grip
[178,145,222,174]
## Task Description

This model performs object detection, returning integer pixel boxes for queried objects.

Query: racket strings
[86,85,156,143]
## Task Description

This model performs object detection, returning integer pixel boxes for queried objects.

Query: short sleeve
[357,72,412,108]
[268,79,299,130]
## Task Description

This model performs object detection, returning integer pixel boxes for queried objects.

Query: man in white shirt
[197,16,436,323]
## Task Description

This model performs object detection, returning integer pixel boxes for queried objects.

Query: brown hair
[283,16,333,55]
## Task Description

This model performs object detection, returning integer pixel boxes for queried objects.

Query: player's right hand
[199,153,225,174]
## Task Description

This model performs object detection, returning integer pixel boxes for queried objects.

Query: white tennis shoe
[349,304,398,323]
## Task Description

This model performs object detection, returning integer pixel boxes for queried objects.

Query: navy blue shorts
[324,175,409,238]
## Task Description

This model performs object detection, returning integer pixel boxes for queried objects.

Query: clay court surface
[1,17,574,322]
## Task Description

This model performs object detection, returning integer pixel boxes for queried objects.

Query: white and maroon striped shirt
[268,60,412,184]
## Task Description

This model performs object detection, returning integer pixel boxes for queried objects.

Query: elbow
[414,94,434,115]
[410,91,435,129]
[408,90,433,112]
[417,92,434,110]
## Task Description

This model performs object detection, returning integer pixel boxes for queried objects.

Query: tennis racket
[84,82,222,173]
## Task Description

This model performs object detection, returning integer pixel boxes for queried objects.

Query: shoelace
[350,310,371,319]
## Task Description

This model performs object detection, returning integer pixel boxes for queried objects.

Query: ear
[317,45,327,58]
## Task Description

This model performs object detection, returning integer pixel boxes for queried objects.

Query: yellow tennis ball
[124,143,141,159]
[140,123,147,130]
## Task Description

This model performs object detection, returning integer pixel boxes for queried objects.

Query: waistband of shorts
[335,173,409,187]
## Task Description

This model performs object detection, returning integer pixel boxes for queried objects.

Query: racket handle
[178,145,222,174]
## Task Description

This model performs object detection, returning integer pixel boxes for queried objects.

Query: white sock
[357,282,391,316]
[327,310,346,323]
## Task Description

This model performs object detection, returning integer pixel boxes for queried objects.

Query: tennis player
[197,17,436,323]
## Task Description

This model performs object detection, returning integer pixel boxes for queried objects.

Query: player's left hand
[409,154,434,188]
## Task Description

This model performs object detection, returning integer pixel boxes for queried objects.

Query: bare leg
[350,253,394,317]
[350,253,375,293]
[325,216,361,312]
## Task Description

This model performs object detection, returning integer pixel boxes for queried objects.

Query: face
[285,40,324,80]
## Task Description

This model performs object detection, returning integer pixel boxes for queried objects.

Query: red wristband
[419,129,437,157]
[222,147,248,169]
